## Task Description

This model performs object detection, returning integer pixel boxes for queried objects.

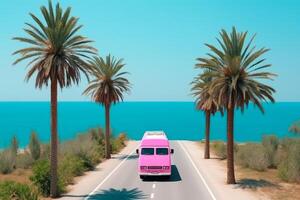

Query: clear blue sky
[0,0,299,101]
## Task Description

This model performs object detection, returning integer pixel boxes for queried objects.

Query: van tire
[140,175,145,180]
[164,175,170,180]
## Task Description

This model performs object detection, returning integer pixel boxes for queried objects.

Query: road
[61,141,216,200]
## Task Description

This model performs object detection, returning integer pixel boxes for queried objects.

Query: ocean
[0,102,299,148]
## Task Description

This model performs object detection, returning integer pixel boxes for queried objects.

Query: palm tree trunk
[204,111,211,159]
[50,77,58,197]
[226,103,236,184]
[105,104,111,159]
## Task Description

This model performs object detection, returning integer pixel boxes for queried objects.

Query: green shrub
[111,133,127,153]
[16,152,34,169]
[211,141,227,159]
[0,181,38,200]
[30,160,50,196]
[0,150,16,174]
[30,160,64,197]
[89,127,105,141]
[11,136,19,156]
[40,144,50,160]
[29,132,41,161]
[236,143,269,171]
[262,135,279,168]
[60,132,104,169]
[211,141,238,160]
[118,133,127,145]
[277,139,300,182]
[289,121,300,134]
[59,155,85,185]
[211,141,226,159]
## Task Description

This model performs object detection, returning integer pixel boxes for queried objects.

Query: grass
[209,137,300,200]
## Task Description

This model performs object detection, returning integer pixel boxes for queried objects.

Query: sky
[0,0,299,102]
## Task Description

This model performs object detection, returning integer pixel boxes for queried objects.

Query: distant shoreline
[1,102,299,148]
[0,101,299,103]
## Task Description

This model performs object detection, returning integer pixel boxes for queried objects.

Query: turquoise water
[0,102,299,148]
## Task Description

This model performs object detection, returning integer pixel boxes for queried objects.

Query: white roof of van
[142,131,167,140]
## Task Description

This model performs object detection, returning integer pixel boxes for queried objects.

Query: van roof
[141,131,169,147]
[142,131,167,140]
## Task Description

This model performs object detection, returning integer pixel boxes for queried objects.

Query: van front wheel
[164,175,170,180]
[140,175,145,180]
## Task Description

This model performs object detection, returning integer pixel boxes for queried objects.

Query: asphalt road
[79,141,215,200]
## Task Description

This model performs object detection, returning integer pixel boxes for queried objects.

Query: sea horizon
[0,101,299,148]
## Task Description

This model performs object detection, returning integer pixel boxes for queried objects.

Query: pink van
[136,131,174,179]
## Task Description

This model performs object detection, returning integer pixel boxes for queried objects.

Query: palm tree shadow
[142,165,182,182]
[88,188,148,200]
[235,178,281,190]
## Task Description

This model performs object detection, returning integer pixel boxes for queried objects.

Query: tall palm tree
[83,55,130,159]
[13,1,96,197]
[191,71,221,159]
[196,27,276,184]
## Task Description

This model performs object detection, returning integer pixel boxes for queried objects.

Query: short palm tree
[83,55,130,159]
[191,71,221,159]
[13,1,96,197]
[196,27,276,184]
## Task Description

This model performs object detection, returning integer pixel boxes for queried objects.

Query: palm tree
[83,55,130,159]
[13,1,96,197]
[191,71,221,159]
[196,27,276,184]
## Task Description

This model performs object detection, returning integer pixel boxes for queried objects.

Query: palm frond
[83,55,131,106]
[195,27,276,113]
[13,0,97,89]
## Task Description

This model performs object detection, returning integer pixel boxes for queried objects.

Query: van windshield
[156,148,169,155]
[141,148,154,155]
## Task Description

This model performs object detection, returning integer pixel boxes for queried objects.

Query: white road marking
[178,141,217,200]
[150,193,155,199]
[84,146,138,200]
[152,183,156,189]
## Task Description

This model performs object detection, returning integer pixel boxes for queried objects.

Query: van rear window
[156,148,168,155]
[141,148,154,155]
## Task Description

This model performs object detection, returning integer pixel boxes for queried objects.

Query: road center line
[150,193,155,199]
[84,145,138,200]
[152,183,156,189]
[178,141,217,200]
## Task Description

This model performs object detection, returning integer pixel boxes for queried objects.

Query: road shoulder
[180,140,266,200]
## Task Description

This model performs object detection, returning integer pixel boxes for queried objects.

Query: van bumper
[139,172,171,176]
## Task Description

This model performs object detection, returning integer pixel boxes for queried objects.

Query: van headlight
[162,166,169,170]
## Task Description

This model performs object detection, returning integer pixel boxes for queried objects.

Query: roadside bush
[211,141,238,159]
[0,150,16,174]
[30,160,50,196]
[111,133,127,153]
[211,141,227,159]
[30,160,64,197]
[236,143,269,171]
[262,135,279,168]
[277,139,300,182]
[118,133,127,145]
[289,121,300,134]
[40,143,50,160]
[89,127,105,141]
[29,131,41,160]
[11,136,19,156]
[59,155,85,185]
[60,132,104,169]
[0,181,38,200]
[16,152,34,169]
